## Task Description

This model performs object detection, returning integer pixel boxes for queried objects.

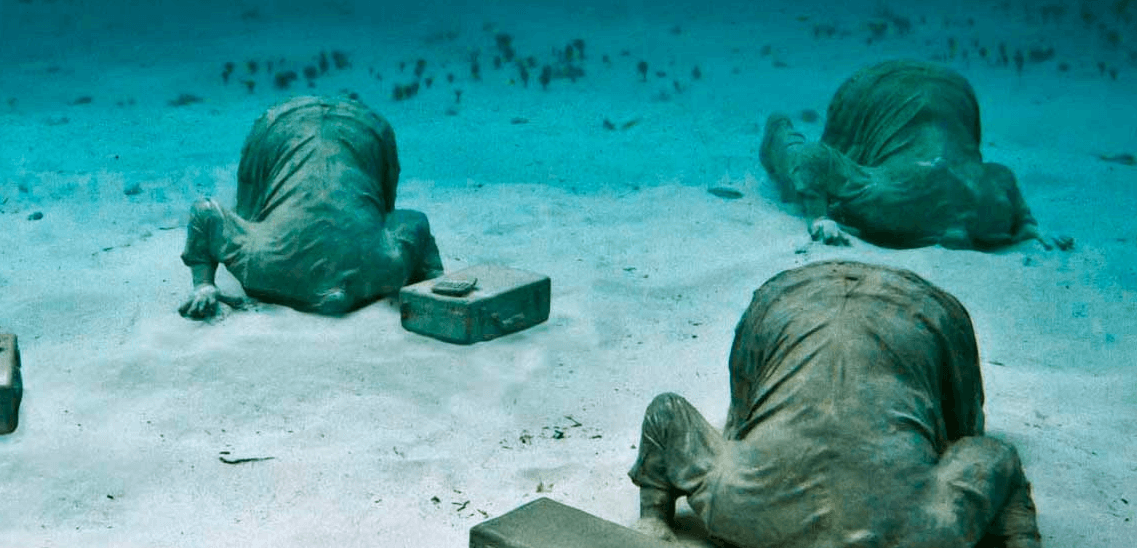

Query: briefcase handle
[492,312,526,330]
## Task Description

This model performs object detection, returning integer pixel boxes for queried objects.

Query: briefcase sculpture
[399,265,551,344]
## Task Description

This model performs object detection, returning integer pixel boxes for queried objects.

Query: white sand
[1,1,1134,546]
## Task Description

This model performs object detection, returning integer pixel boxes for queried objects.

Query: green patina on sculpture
[179,96,443,319]
[629,261,1042,548]
[761,60,1070,250]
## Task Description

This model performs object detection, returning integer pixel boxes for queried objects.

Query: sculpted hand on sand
[760,60,1073,251]
[629,261,1042,548]
[179,96,443,320]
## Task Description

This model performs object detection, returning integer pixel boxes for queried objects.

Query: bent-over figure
[629,260,1042,548]
[760,59,1070,251]
[179,96,443,319]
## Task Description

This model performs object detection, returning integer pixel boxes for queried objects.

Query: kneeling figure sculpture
[179,96,444,319]
[630,260,1042,548]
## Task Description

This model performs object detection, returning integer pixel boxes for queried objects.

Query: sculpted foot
[759,113,800,165]
[1048,235,1075,251]
[632,516,678,542]
[1028,234,1074,252]
[759,113,805,203]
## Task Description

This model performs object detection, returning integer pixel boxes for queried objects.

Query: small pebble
[708,187,744,199]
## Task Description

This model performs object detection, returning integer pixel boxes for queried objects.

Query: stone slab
[470,497,664,548]
[0,333,23,435]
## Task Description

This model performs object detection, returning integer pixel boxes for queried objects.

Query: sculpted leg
[628,393,725,541]
[759,113,807,204]
[913,436,1041,548]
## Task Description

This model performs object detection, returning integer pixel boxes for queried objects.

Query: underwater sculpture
[760,59,1070,250]
[629,261,1042,548]
[179,96,443,319]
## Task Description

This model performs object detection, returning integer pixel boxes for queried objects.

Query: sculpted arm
[759,114,851,246]
[178,199,251,319]
[799,190,851,246]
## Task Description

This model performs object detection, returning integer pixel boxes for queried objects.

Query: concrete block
[470,497,663,548]
[0,333,22,435]
[400,265,551,344]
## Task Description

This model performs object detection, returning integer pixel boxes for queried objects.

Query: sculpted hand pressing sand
[760,60,1072,251]
[179,96,443,320]
[629,261,1042,548]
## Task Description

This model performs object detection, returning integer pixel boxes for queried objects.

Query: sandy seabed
[1,1,1135,546]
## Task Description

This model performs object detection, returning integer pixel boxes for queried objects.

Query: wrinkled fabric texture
[723,259,983,446]
[181,96,441,313]
[821,59,982,167]
[764,60,1039,249]
[234,95,399,220]
[630,261,1041,548]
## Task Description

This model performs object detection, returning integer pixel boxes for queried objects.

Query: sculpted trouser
[629,394,1041,548]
